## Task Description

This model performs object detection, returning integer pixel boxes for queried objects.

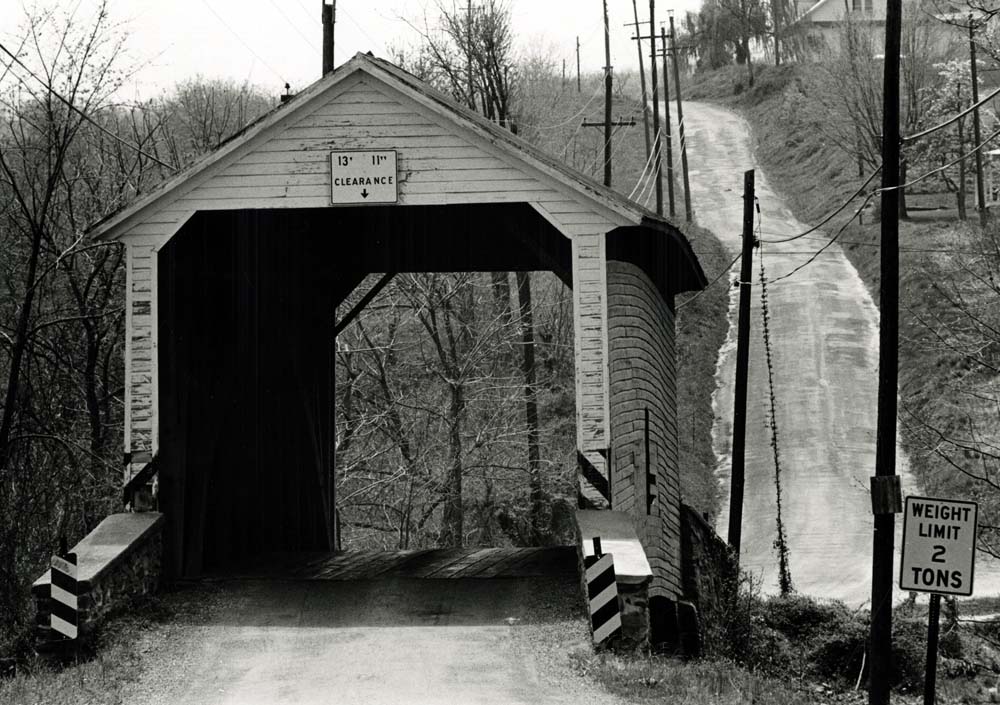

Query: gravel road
[121,576,622,705]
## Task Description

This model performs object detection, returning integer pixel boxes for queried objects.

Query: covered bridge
[88,53,706,610]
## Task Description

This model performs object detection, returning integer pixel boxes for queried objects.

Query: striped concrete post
[50,552,79,640]
[585,537,622,645]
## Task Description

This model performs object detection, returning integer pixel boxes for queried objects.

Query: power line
[885,126,1000,195]
[760,166,881,244]
[629,126,662,199]
[519,81,605,130]
[675,251,742,310]
[200,0,286,83]
[268,0,321,52]
[0,40,176,171]
[767,192,877,284]
[902,82,1000,145]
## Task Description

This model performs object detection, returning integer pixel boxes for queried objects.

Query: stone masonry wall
[606,260,682,600]
[34,523,163,644]
[680,503,738,634]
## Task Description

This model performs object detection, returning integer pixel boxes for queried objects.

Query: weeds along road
[681,101,921,604]
[120,576,623,705]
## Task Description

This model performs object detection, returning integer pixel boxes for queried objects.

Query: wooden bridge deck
[209,546,578,581]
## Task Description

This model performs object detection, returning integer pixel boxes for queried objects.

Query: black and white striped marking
[50,553,78,640]
[585,550,622,644]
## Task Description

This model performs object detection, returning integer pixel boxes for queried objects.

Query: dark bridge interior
[157,203,571,577]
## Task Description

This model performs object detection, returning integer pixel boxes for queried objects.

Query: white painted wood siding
[125,241,156,479]
[120,70,629,492]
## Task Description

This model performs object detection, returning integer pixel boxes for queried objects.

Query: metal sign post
[900,495,978,705]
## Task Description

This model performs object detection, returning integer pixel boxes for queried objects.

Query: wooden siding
[125,241,156,482]
[120,72,625,482]
[119,75,630,230]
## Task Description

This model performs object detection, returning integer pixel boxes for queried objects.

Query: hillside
[687,62,1000,550]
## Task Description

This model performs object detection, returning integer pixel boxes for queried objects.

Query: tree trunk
[515,272,543,544]
[899,156,909,219]
[958,110,968,221]
[491,272,511,323]
[0,224,45,474]
[440,382,465,547]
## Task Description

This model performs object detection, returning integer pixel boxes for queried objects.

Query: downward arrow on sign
[361,189,369,199]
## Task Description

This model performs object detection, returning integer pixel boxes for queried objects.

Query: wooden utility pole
[669,13,692,221]
[603,0,613,187]
[630,0,652,158]
[576,36,581,93]
[728,169,755,556]
[322,1,335,75]
[869,0,903,701]
[648,0,663,214]
[660,27,676,218]
[970,15,987,227]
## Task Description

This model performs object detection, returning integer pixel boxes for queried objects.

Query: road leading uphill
[681,101,920,604]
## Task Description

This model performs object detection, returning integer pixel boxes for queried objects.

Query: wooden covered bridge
[79,53,706,641]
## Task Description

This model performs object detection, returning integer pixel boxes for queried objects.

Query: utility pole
[728,169,755,556]
[970,15,987,227]
[648,0,663,215]
[669,12,692,222]
[603,0,613,187]
[576,36,581,93]
[322,1,335,75]
[660,27,676,218]
[869,0,903,701]
[630,0,652,158]
[562,58,566,88]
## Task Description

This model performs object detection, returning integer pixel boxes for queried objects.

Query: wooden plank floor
[211,546,578,580]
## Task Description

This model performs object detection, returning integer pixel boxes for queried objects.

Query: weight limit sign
[900,495,978,597]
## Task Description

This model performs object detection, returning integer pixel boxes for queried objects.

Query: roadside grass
[0,595,179,705]
[574,652,827,704]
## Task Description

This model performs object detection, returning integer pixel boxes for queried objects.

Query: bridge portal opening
[157,203,575,576]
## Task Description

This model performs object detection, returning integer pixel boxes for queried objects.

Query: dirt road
[682,102,921,604]
[122,574,620,705]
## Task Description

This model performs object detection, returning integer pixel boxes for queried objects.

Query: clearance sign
[900,496,978,596]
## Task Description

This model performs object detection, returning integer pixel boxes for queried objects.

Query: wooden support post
[870,0,902,701]
[728,169,755,556]
[603,0,613,187]
[660,27,676,219]
[669,13,692,222]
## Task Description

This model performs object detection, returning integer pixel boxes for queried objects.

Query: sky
[1,0,704,100]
